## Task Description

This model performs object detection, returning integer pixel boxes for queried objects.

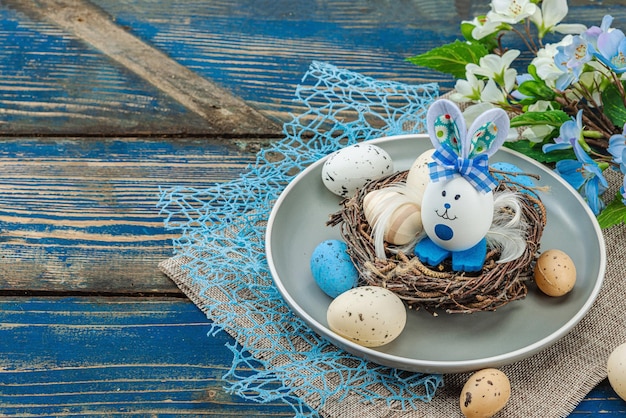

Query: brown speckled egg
[534,249,576,297]
[326,286,406,347]
[460,368,511,418]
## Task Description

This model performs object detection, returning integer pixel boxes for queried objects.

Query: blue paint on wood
[0,6,211,134]
[0,137,253,293]
[0,297,294,416]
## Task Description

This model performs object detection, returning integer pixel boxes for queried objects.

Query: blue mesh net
[158,61,442,416]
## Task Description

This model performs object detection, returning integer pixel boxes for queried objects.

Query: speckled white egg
[326,286,407,347]
[608,342,626,401]
[460,368,511,418]
[322,143,394,197]
[405,148,435,203]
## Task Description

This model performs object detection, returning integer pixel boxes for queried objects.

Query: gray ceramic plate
[266,134,606,373]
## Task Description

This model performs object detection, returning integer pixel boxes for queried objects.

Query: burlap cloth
[159,166,625,417]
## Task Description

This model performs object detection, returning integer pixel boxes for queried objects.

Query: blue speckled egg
[310,240,359,298]
[491,162,535,189]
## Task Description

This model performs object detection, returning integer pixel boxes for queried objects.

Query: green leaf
[460,20,499,51]
[597,193,626,228]
[460,22,476,42]
[510,110,571,128]
[406,40,489,79]
[504,140,575,163]
[517,79,555,101]
[601,82,626,127]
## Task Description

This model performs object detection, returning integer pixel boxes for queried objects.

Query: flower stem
[509,26,537,55]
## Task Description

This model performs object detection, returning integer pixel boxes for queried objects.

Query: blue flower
[591,16,626,73]
[622,175,626,205]
[608,124,626,173]
[554,35,593,89]
[543,109,583,153]
[581,15,613,51]
[555,141,608,215]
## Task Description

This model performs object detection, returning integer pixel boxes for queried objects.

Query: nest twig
[327,170,547,314]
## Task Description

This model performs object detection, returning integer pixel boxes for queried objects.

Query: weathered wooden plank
[2,0,626,135]
[574,380,626,415]
[0,297,295,416]
[89,0,626,122]
[92,0,459,121]
[6,0,279,135]
[0,4,228,136]
[0,137,260,294]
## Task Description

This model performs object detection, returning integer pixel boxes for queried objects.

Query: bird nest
[327,169,547,314]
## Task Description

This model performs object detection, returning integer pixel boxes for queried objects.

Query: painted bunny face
[421,176,494,251]
[420,99,510,251]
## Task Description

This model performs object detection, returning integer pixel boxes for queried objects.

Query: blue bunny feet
[414,237,487,272]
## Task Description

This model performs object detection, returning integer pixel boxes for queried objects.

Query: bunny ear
[426,99,466,155]
[465,107,510,158]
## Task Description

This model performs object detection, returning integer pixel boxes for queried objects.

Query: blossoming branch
[408,0,626,227]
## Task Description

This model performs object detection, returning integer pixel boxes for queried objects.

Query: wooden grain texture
[91,0,626,122]
[0,1,625,415]
[0,296,619,417]
[0,4,224,136]
[0,136,259,294]
[9,0,279,135]
[0,297,294,416]
[4,0,625,135]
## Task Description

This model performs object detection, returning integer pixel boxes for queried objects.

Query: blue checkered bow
[429,144,498,194]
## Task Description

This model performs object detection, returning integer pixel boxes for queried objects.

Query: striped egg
[383,201,422,245]
[363,188,399,226]
[363,188,423,245]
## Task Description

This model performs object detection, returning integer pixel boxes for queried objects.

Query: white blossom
[467,50,520,90]
[450,70,485,102]
[464,16,502,40]
[531,0,586,38]
[487,0,538,24]
[520,101,556,143]
[531,36,572,88]
[480,79,509,104]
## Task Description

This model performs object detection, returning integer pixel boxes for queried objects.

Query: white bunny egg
[421,176,494,252]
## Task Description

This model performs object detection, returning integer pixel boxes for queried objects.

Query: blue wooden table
[0,0,624,415]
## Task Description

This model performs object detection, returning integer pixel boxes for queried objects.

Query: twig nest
[327,169,547,314]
